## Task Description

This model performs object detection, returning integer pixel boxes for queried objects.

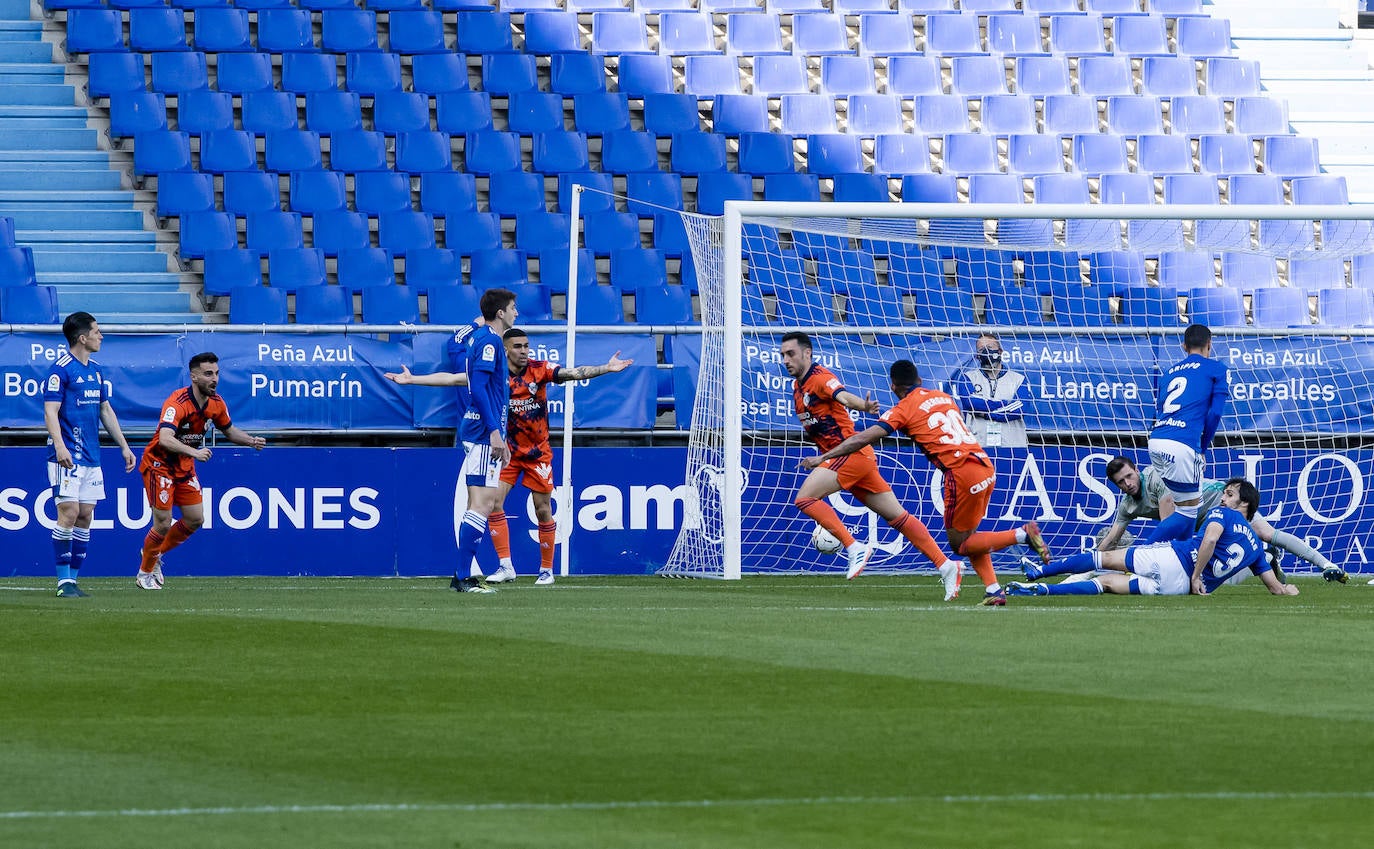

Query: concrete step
[17,229,158,244]
[0,42,53,63]
[45,287,194,314]
[0,0,34,18]
[0,86,76,106]
[32,250,171,272]
[43,273,188,288]
[90,313,211,325]
[0,129,99,150]
[4,209,146,229]
[0,190,138,205]
[0,170,122,190]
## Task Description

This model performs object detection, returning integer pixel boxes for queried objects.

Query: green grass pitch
[2,575,1371,849]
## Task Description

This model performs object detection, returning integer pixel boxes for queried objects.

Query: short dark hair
[1183,323,1212,351]
[502,327,527,341]
[1225,477,1261,520]
[480,288,516,321]
[189,352,219,371]
[1105,455,1137,480]
[889,359,919,387]
[62,311,97,347]
[780,331,812,350]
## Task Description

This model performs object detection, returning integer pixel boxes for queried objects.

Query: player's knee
[183,515,205,531]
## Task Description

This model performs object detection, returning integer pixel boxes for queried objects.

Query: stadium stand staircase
[2,0,195,323]
[1207,0,1374,201]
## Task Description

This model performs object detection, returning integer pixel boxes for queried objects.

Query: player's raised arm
[801,423,889,470]
[835,389,879,415]
[384,364,468,387]
[555,351,634,382]
[98,400,137,472]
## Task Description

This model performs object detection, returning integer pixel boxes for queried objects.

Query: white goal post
[662,201,1374,581]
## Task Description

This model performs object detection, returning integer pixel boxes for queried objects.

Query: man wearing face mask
[954,333,1031,449]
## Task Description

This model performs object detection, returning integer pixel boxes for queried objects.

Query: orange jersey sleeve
[507,360,559,463]
[878,387,987,471]
[792,365,857,452]
[140,389,233,480]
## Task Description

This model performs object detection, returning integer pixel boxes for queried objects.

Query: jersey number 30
[929,411,978,446]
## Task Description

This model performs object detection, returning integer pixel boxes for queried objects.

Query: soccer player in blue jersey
[42,312,137,597]
[1147,323,1229,543]
[1009,478,1298,598]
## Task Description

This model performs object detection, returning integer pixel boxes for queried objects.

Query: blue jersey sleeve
[43,363,64,403]
[1199,361,1228,454]
[468,338,504,436]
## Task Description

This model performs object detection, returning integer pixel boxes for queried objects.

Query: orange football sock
[488,511,511,560]
[796,498,856,547]
[889,512,946,566]
[958,528,1019,557]
[538,521,557,571]
[969,553,998,588]
[140,530,165,573]
[158,520,193,555]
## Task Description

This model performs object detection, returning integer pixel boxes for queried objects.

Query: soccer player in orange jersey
[781,332,963,594]
[803,359,1051,606]
[135,352,266,589]
[484,328,633,586]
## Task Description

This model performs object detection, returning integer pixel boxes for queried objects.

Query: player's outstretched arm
[1097,520,1131,551]
[801,424,887,470]
[224,425,267,451]
[383,365,468,387]
[1260,570,1299,596]
[556,352,634,382]
[99,400,137,472]
[835,389,880,415]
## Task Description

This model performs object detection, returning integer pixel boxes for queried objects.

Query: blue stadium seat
[295,285,354,323]
[775,285,838,325]
[874,134,930,175]
[346,53,403,95]
[1234,98,1290,136]
[1205,58,1261,98]
[725,13,786,54]
[1072,134,1130,174]
[847,95,904,135]
[257,9,316,52]
[794,13,852,56]
[662,12,720,55]
[443,212,502,254]
[806,133,864,177]
[329,131,388,172]
[202,249,261,297]
[737,132,795,175]
[1251,287,1310,328]
[953,248,1015,292]
[481,54,538,97]
[389,11,448,54]
[670,133,728,176]
[1197,134,1256,175]
[247,211,304,254]
[601,130,661,173]
[1015,56,1071,97]
[458,11,515,54]
[592,13,653,55]
[1157,251,1215,288]
[1228,173,1283,206]
[900,173,958,203]
[1078,56,1134,97]
[194,9,252,52]
[516,212,571,252]
[2,286,65,326]
[290,170,348,215]
[306,91,363,134]
[1317,288,1374,327]
[88,53,146,98]
[915,283,975,327]
[888,56,943,96]
[464,131,521,175]
[1049,13,1108,54]
[1187,286,1244,327]
[311,210,371,256]
[842,281,909,330]
[66,10,125,53]
[228,286,288,324]
[926,12,983,54]
[573,92,630,135]
[1136,134,1194,175]
[362,286,420,324]
[427,284,481,324]
[858,14,919,56]
[134,130,192,175]
[110,92,166,137]
[1121,286,1181,326]
[626,172,684,214]
[1106,95,1163,135]
[526,11,582,55]
[337,248,396,291]
[713,94,770,135]
[1291,175,1348,205]
[633,283,694,324]
[1262,136,1320,178]
[763,173,822,202]
[781,94,839,134]
[374,92,431,134]
[414,170,475,217]
[538,248,594,293]
[1090,250,1147,289]
[130,9,189,52]
[180,212,238,258]
[395,132,453,174]
[157,171,214,218]
[379,210,436,254]
[178,90,233,134]
[611,247,667,291]
[617,54,673,96]
[654,212,691,258]
[199,130,257,173]
[913,95,970,134]
[984,288,1046,327]
[1286,257,1345,291]
[0,247,37,287]
[437,92,494,134]
[584,211,641,254]
[370,0,427,11]
[950,55,1008,97]
[1008,133,1065,174]
[1141,56,1199,98]
[982,95,1037,135]
[1043,94,1099,136]
[1112,14,1169,56]
[471,248,529,288]
[696,173,753,215]
[152,53,209,95]
[233,0,295,10]
[267,247,327,291]
[835,174,890,203]
[216,53,274,95]
[988,13,1046,56]
[560,172,615,214]
[1176,17,1231,57]
[1220,252,1278,288]
[508,283,555,323]
[643,94,701,135]
[573,285,625,324]
[281,53,339,94]
[1169,96,1226,136]
[413,54,472,95]
[484,172,543,216]
[943,133,999,174]
[405,248,460,290]
[224,171,281,215]
[685,55,741,97]
[551,55,609,99]
[265,130,323,172]
[508,92,565,135]
[1050,283,1116,326]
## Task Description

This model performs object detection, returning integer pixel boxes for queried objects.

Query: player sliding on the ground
[1010,478,1299,598]
[1100,455,1348,583]
[803,358,1051,606]
[779,333,963,597]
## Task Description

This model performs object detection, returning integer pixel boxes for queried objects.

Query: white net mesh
[662,205,1374,580]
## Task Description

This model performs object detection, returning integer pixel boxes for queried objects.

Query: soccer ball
[811,524,843,556]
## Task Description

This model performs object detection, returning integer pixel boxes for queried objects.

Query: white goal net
[662,202,1374,581]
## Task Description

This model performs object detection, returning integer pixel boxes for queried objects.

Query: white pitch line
[3,790,1373,821]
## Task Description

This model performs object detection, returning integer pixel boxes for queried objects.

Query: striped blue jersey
[43,353,109,467]
[445,319,482,428]
[1174,505,1267,593]
[458,323,509,445]
[1150,353,1228,452]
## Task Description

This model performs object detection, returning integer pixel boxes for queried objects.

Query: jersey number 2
[1160,376,1188,414]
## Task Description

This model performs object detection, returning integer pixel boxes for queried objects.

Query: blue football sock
[1038,550,1096,578]
[52,526,74,584]
[453,511,488,578]
[1046,580,1102,596]
[1147,511,1195,543]
[70,526,90,577]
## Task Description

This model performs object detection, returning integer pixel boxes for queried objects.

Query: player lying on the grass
[803,358,1051,606]
[1009,478,1299,598]
[780,332,964,597]
[1100,455,1348,583]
